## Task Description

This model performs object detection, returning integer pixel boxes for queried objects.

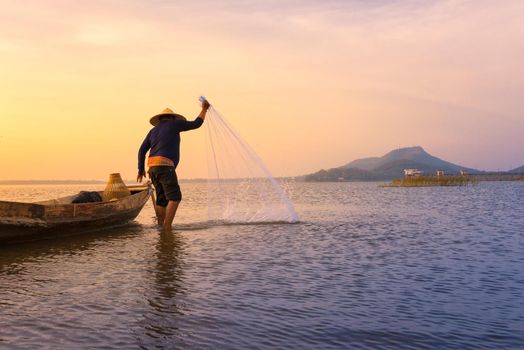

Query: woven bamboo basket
[103,173,131,201]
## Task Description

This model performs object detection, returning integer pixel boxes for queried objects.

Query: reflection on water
[0,223,143,275]
[0,182,523,349]
[153,232,185,306]
[138,232,186,348]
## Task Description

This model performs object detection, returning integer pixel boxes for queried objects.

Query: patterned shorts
[148,166,182,206]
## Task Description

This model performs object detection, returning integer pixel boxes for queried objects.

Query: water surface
[1,182,523,349]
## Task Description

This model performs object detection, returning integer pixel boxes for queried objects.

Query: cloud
[2,0,522,117]
[0,0,523,177]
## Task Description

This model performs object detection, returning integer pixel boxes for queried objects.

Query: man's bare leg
[156,206,166,226]
[163,200,180,230]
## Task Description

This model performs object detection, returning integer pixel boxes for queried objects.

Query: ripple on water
[0,182,523,349]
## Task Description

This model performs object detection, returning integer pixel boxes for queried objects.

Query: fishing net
[201,97,299,223]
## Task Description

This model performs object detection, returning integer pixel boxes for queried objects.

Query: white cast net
[202,97,299,223]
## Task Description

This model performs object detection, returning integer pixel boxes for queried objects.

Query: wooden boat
[0,184,152,244]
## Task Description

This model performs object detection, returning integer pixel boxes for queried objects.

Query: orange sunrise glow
[1,0,523,180]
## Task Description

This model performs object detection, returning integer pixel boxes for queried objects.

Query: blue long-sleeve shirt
[138,117,204,173]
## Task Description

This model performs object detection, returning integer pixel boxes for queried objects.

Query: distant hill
[303,146,481,181]
[509,165,524,173]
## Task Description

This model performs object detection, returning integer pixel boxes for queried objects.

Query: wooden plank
[0,186,152,243]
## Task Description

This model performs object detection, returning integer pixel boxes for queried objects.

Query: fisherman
[137,100,210,230]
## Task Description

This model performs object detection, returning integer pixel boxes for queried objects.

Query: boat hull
[0,186,151,244]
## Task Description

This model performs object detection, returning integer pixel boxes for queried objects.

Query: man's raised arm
[180,100,210,131]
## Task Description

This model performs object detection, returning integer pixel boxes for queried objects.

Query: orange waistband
[147,156,175,168]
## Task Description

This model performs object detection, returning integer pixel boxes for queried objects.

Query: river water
[0,182,523,349]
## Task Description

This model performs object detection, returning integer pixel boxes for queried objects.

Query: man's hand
[198,100,211,121]
[137,171,146,183]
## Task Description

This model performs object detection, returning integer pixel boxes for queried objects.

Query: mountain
[343,157,381,171]
[509,165,524,173]
[304,146,481,181]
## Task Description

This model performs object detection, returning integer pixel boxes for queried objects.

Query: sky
[1,0,523,180]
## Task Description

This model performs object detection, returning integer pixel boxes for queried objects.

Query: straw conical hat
[150,108,186,126]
